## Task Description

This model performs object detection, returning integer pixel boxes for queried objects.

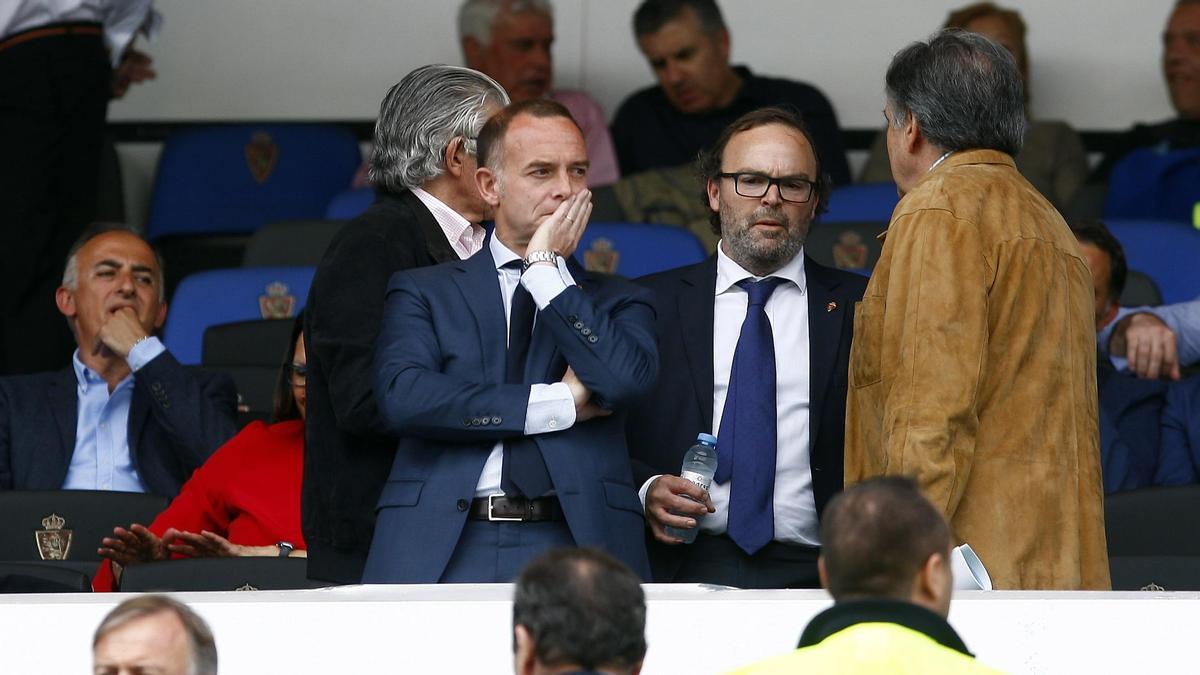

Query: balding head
[820,477,954,617]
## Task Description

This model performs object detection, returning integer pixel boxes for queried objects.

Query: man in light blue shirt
[0,223,237,495]
[1100,299,1200,380]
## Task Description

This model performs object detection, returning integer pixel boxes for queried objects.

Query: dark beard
[720,204,807,276]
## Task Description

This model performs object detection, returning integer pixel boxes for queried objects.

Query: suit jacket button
[587,335,599,343]
[567,315,578,323]
[463,417,473,427]
[581,327,592,336]
[491,416,502,425]
[573,321,584,330]
[457,499,469,511]
[473,417,483,426]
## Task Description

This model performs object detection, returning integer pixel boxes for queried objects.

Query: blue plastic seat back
[146,124,361,239]
[163,267,315,364]
[574,222,708,278]
[1104,219,1200,304]
[325,187,377,220]
[820,182,900,224]
[1105,146,1200,224]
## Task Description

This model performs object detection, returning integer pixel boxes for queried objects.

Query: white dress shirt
[473,235,577,497]
[1,1,161,67]
[640,244,820,546]
[411,187,486,260]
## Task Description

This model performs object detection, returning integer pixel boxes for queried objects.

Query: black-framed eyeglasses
[718,172,816,204]
[288,363,307,386]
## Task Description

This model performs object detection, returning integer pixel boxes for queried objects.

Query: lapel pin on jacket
[826,301,838,312]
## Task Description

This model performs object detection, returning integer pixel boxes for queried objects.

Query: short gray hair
[458,0,554,45]
[885,29,1026,156]
[94,595,218,675]
[62,222,166,302]
[368,64,510,192]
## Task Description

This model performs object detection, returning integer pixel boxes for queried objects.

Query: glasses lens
[778,179,813,203]
[736,174,770,197]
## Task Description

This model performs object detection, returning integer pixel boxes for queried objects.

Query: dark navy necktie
[501,260,552,497]
[715,276,785,555]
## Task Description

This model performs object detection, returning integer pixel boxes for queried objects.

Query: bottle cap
[696,433,717,446]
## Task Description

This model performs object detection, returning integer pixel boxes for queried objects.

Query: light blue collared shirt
[62,337,166,492]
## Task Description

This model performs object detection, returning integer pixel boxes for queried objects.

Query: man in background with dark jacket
[302,64,509,583]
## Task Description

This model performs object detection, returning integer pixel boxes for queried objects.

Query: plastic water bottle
[663,433,718,543]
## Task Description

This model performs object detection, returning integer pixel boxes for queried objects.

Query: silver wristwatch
[522,250,559,272]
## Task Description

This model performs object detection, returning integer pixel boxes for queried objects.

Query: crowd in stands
[3,0,1200,671]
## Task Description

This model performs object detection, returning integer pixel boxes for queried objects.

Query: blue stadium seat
[1104,146,1200,224]
[574,222,707,278]
[1103,220,1200,305]
[163,267,315,365]
[819,182,900,224]
[146,124,361,239]
[325,187,376,220]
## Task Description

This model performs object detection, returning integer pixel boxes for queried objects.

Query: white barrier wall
[110,0,1180,130]
[2,585,1197,674]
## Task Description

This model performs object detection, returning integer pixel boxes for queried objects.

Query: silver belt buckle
[488,493,522,522]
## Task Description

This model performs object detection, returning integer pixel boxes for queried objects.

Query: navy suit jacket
[626,254,867,580]
[1160,375,1200,485]
[363,246,658,583]
[0,351,238,497]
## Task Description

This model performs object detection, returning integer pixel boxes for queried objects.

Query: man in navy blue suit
[0,223,237,496]
[626,107,868,588]
[1073,221,1198,491]
[364,98,658,583]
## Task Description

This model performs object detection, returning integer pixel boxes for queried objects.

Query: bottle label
[680,470,711,492]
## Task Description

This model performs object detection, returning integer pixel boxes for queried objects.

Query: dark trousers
[439,519,575,583]
[669,533,821,589]
[0,28,110,375]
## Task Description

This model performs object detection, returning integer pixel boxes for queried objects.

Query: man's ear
[914,551,952,616]
[902,114,922,155]
[514,624,536,675]
[715,28,731,63]
[445,136,469,178]
[55,286,76,320]
[476,166,502,208]
[462,36,484,70]
[706,177,721,213]
[1099,300,1120,331]
[154,301,168,331]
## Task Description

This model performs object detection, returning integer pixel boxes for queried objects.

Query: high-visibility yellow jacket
[729,600,1006,674]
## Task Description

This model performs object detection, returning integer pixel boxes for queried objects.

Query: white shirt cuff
[524,382,576,435]
[521,259,575,309]
[638,475,663,509]
[127,336,166,371]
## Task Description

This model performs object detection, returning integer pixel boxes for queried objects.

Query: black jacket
[302,189,460,583]
[626,255,866,580]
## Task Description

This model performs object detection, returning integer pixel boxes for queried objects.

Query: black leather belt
[469,495,563,522]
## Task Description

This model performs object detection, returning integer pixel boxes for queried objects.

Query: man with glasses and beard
[626,107,867,588]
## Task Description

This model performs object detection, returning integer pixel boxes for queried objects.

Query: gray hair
[62,222,166,302]
[94,595,218,675]
[458,0,554,45]
[368,64,510,192]
[885,29,1026,156]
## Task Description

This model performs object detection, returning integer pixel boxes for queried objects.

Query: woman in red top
[94,314,307,591]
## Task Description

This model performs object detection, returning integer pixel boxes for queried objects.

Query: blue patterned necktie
[501,260,552,497]
[715,276,785,554]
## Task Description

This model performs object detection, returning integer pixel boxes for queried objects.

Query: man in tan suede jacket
[845,30,1109,590]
